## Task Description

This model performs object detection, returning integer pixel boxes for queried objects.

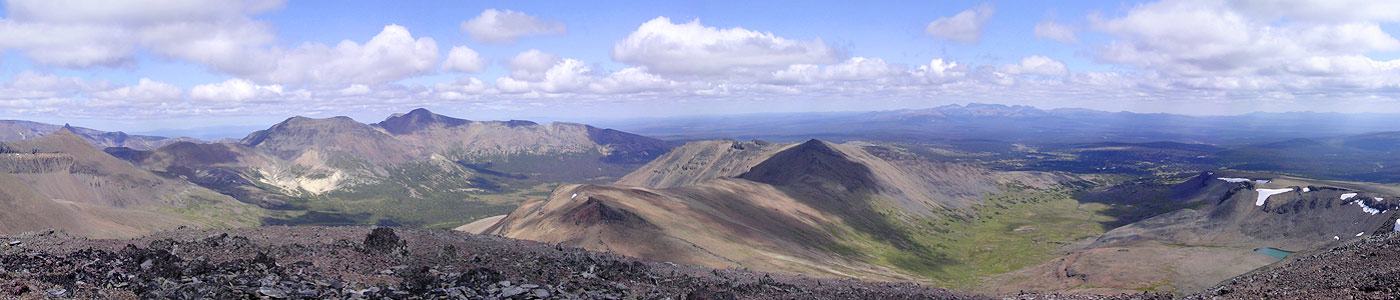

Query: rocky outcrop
[0,227,1028,300]
[0,153,74,173]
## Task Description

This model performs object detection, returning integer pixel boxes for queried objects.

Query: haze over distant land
[0,0,1397,131]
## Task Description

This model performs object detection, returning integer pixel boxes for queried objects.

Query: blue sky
[1,0,1399,135]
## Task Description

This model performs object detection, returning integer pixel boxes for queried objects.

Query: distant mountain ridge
[0,120,196,150]
[101,108,671,227]
[598,103,1400,145]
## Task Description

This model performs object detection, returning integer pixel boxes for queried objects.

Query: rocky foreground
[0,226,1172,299]
[1190,232,1400,300]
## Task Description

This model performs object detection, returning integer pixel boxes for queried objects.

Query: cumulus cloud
[443,46,488,73]
[538,59,593,93]
[1034,19,1077,44]
[254,25,439,85]
[6,0,284,24]
[505,49,561,81]
[1226,0,1400,23]
[190,78,283,102]
[433,76,489,99]
[138,19,278,75]
[460,9,565,45]
[1089,0,1400,77]
[92,78,182,102]
[0,0,282,69]
[911,59,968,84]
[771,57,902,84]
[999,56,1068,76]
[924,4,995,44]
[0,2,440,86]
[612,17,839,76]
[590,67,673,94]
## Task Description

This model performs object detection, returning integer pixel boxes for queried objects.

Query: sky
[1,0,1400,134]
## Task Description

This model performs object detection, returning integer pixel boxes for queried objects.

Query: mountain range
[4,108,670,231]
[4,104,1400,297]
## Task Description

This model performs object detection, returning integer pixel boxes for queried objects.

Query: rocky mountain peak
[739,139,877,190]
[374,108,470,135]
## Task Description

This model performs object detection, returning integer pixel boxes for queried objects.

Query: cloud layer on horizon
[0,0,1398,122]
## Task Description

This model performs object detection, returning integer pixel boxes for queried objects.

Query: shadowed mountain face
[0,129,262,238]
[740,139,880,190]
[475,139,1042,282]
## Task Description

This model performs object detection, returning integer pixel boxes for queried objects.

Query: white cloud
[6,0,284,24]
[433,76,490,99]
[494,77,531,94]
[254,25,439,85]
[337,84,371,96]
[1000,56,1069,76]
[1034,19,1077,44]
[924,4,995,44]
[443,46,488,73]
[1089,0,1400,77]
[590,67,672,94]
[0,0,283,69]
[0,2,439,86]
[190,78,283,102]
[92,78,182,102]
[1227,0,1400,23]
[505,49,561,81]
[911,59,968,84]
[460,9,565,45]
[0,20,133,67]
[137,19,278,75]
[771,57,902,84]
[612,17,839,76]
[539,59,593,93]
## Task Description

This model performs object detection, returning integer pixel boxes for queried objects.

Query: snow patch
[1218,177,1251,183]
[1341,193,1358,200]
[1357,232,1365,237]
[1334,236,1341,240]
[571,193,577,199]
[1255,188,1293,206]
[1255,179,1271,184]
[1302,187,1311,192]
[1394,219,1400,232]
[1357,198,1385,215]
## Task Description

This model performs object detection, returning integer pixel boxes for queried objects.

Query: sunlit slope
[480,139,1089,283]
[0,129,262,238]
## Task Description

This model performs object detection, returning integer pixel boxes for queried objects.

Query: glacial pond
[1255,247,1294,259]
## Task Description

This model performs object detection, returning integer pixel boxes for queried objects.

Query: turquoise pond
[1255,248,1294,259]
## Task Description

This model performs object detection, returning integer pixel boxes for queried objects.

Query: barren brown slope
[478,139,1035,282]
[0,129,263,238]
[987,171,1400,295]
[616,139,789,188]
